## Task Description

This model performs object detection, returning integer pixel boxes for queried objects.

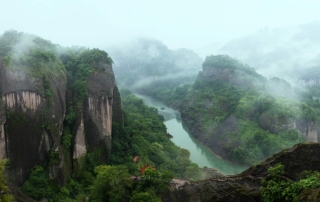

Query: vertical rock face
[112,86,124,125]
[2,91,42,110]
[73,117,86,159]
[79,64,123,162]
[88,93,113,137]
[0,32,123,187]
[0,60,67,185]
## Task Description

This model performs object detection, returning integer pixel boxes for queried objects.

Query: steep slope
[0,31,67,185]
[56,48,124,179]
[180,55,319,165]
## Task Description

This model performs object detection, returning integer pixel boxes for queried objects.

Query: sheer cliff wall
[0,56,123,186]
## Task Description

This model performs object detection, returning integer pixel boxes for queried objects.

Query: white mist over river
[136,94,248,175]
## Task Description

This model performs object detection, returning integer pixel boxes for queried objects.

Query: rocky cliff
[0,49,67,185]
[81,62,121,162]
[0,31,123,186]
[163,143,320,202]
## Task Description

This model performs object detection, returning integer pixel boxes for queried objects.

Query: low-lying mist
[217,21,320,84]
[106,38,203,90]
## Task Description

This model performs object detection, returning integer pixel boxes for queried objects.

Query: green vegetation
[179,56,316,165]
[261,163,320,202]
[203,55,257,75]
[20,91,200,201]
[0,30,65,79]
[0,160,14,202]
[111,91,202,179]
[130,55,319,166]
[60,48,113,106]
[90,165,132,202]
[21,166,55,200]
[4,29,320,201]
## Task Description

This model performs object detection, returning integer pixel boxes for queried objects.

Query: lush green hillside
[110,90,203,179]
[179,55,320,165]
[142,55,320,165]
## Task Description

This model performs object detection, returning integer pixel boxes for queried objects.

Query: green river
[136,94,248,175]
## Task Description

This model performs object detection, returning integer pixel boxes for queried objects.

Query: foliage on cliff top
[60,47,114,106]
[0,30,65,78]
[261,163,320,202]
[203,55,259,75]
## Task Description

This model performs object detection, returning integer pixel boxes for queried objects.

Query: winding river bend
[136,94,248,175]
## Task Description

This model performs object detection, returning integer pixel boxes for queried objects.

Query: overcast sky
[1,0,320,52]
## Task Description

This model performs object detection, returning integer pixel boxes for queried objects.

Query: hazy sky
[1,0,320,51]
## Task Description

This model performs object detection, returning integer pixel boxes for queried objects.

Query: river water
[136,94,247,175]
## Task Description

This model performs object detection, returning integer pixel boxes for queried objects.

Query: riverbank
[135,94,247,175]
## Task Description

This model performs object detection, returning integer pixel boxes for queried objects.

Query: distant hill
[108,38,203,89]
[216,21,320,82]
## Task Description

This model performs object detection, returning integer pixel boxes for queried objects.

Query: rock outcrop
[74,62,123,163]
[0,60,67,185]
[163,143,320,202]
[0,32,123,187]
